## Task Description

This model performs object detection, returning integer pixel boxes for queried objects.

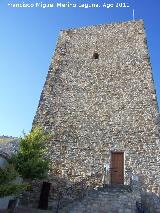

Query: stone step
[99,184,132,192]
[57,187,140,213]
[5,207,53,213]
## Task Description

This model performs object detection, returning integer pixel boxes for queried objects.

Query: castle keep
[33,20,160,194]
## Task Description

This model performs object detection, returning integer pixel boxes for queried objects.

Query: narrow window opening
[93,52,99,59]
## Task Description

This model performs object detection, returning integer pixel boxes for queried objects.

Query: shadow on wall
[20,175,94,210]
[141,191,160,213]
[19,174,141,212]
[19,174,160,213]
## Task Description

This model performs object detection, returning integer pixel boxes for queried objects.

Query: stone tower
[33,20,160,194]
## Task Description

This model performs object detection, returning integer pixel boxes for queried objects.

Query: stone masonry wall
[33,20,160,194]
[141,191,160,213]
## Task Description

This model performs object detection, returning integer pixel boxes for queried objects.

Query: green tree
[0,164,27,197]
[10,127,51,180]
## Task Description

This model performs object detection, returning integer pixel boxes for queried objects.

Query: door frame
[110,151,124,185]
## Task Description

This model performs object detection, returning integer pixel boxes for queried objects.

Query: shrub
[0,164,27,197]
[0,184,27,197]
[10,127,51,180]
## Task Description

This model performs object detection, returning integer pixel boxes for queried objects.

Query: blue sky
[0,0,160,137]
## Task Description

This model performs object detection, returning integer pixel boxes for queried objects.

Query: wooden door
[110,152,124,184]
